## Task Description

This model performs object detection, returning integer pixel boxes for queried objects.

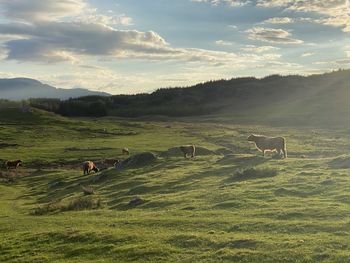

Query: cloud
[313,58,350,65]
[190,0,250,7]
[257,0,350,32]
[0,0,285,68]
[0,21,170,63]
[301,52,315,57]
[344,45,350,57]
[246,27,303,44]
[0,0,86,22]
[263,17,294,24]
[0,20,282,68]
[192,0,350,32]
[215,40,234,46]
[241,45,280,53]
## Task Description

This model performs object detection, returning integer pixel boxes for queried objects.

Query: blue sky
[0,0,349,94]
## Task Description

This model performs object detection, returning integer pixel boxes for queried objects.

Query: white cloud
[241,45,280,53]
[0,0,287,68]
[0,0,86,22]
[264,17,294,24]
[191,0,251,7]
[215,40,234,46]
[246,27,303,44]
[301,52,314,57]
[0,21,170,63]
[257,0,350,32]
[192,0,350,32]
[345,45,350,57]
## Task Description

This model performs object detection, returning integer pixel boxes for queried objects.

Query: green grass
[1,108,350,262]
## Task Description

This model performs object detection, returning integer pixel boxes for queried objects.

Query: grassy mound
[329,155,350,169]
[231,167,278,181]
[161,146,216,157]
[116,152,157,169]
[32,196,103,215]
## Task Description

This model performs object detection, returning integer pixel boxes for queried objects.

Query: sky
[0,0,349,94]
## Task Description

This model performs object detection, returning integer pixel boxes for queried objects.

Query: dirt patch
[116,152,157,169]
[161,146,216,157]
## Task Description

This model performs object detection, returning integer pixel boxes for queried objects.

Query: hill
[1,109,350,261]
[0,78,110,100]
[32,69,350,126]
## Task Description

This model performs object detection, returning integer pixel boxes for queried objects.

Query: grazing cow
[83,161,99,175]
[179,145,196,158]
[5,160,22,169]
[122,148,130,155]
[247,134,287,158]
[103,158,120,166]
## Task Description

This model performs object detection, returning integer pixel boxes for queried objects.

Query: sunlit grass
[1,109,350,262]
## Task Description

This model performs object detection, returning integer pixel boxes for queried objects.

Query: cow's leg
[262,150,265,157]
[282,148,287,158]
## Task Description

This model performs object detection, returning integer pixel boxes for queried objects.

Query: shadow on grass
[216,154,268,166]
[226,167,278,183]
[167,234,259,250]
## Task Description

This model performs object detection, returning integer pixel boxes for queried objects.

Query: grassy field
[1,108,350,262]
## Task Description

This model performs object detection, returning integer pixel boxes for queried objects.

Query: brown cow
[5,160,22,169]
[179,145,196,158]
[103,158,120,166]
[83,161,99,175]
[248,134,287,158]
[122,148,130,155]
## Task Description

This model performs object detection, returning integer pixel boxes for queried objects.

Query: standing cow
[247,134,287,158]
[83,161,99,175]
[122,148,130,155]
[179,145,196,158]
[5,160,22,169]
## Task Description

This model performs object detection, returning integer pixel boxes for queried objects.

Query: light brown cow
[122,148,130,155]
[179,145,196,158]
[248,134,287,158]
[83,161,99,175]
[5,160,22,169]
[103,158,120,166]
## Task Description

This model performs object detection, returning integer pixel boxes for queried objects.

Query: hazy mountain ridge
[5,70,350,126]
[0,78,110,100]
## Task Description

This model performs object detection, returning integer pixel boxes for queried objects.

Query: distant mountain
[0,78,110,100]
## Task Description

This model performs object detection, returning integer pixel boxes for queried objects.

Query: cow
[5,160,22,169]
[83,161,99,175]
[103,158,120,166]
[247,134,287,158]
[179,145,196,158]
[122,148,130,155]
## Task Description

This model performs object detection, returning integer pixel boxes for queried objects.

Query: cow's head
[247,134,256,142]
[93,166,99,173]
